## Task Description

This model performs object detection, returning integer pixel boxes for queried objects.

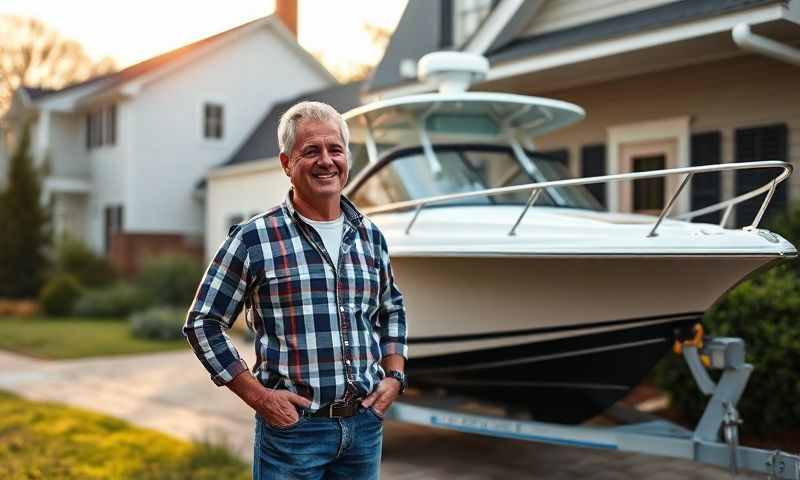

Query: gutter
[732,23,800,66]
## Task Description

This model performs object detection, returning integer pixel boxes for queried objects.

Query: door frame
[606,116,691,214]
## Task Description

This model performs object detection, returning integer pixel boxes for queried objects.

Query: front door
[618,140,678,215]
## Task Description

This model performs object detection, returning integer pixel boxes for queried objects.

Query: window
[204,103,224,139]
[452,0,495,46]
[632,155,666,213]
[86,104,117,149]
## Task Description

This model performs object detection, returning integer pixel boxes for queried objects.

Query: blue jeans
[253,406,384,479]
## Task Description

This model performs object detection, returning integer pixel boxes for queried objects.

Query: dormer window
[86,104,116,149]
[204,103,224,139]
[453,0,495,47]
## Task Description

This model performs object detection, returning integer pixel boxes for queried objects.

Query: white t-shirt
[297,212,345,267]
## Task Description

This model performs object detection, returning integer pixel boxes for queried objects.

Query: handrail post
[720,204,734,229]
[748,179,777,230]
[648,173,693,238]
[405,203,425,235]
[509,189,542,236]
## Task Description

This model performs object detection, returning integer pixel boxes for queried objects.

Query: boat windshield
[349,145,603,211]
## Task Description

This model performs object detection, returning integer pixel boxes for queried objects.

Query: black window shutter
[581,144,606,208]
[734,124,788,227]
[539,148,569,168]
[690,132,721,224]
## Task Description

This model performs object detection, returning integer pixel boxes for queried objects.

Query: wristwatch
[386,370,407,394]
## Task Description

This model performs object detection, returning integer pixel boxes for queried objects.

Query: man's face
[281,119,349,205]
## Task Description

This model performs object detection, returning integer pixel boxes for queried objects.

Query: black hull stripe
[412,337,665,374]
[408,311,703,345]
[421,379,631,391]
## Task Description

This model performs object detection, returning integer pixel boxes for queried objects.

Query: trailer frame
[386,335,800,479]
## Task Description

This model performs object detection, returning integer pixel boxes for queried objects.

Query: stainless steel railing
[360,161,792,237]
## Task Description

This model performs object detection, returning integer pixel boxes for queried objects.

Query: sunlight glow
[0,0,406,77]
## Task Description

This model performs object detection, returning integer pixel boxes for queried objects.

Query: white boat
[342,53,795,423]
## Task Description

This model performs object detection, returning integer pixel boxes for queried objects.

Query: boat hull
[393,255,774,423]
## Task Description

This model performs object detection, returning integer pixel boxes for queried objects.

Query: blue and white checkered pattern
[184,192,407,411]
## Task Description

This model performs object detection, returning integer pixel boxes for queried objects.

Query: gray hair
[277,101,350,157]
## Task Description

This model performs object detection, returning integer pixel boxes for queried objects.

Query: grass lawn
[0,390,249,480]
[0,317,188,359]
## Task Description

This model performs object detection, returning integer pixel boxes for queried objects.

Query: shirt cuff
[380,341,408,360]
[211,358,249,386]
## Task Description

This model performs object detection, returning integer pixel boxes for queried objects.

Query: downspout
[732,23,800,66]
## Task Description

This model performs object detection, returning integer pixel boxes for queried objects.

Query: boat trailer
[386,333,800,479]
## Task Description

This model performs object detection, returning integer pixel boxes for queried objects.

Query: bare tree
[0,15,117,117]
[312,22,392,83]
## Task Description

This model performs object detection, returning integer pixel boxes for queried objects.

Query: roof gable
[488,0,783,62]
[28,15,333,109]
[366,0,784,95]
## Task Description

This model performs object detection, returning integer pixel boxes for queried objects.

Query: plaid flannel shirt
[184,192,407,411]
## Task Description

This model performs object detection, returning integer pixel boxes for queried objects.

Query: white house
[1,11,335,272]
[365,0,800,227]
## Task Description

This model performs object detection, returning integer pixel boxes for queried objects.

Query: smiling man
[184,101,408,479]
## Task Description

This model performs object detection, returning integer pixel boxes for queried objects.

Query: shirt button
[339,306,345,312]
[344,340,350,346]
[345,360,351,365]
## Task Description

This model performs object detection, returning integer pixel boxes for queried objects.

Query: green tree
[0,123,50,298]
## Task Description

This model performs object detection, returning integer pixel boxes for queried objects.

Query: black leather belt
[311,398,363,418]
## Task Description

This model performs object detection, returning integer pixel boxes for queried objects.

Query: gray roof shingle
[223,81,364,167]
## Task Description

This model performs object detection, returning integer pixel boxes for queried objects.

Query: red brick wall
[109,232,204,276]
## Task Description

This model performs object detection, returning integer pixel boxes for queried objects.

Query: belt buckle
[328,399,349,418]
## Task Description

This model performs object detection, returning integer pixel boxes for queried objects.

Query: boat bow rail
[358,161,792,238]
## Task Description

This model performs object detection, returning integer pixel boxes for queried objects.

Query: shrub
[38,273,82,316]
[130,306,186,340]
[73,282,153,318]
[652,267,800,435]
[56,235,116,288]
[136,254,204,307]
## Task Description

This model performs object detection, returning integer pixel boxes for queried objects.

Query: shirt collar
[283,189,363,227]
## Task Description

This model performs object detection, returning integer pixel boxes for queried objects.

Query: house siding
[520,0,679,37]
[87,101,131,252]
[496,54,800,213]
[126,26,331,237]
[49,112,91,179]
[206,160,289,262]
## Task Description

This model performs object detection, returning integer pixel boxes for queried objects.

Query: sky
[0,0,407,76]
